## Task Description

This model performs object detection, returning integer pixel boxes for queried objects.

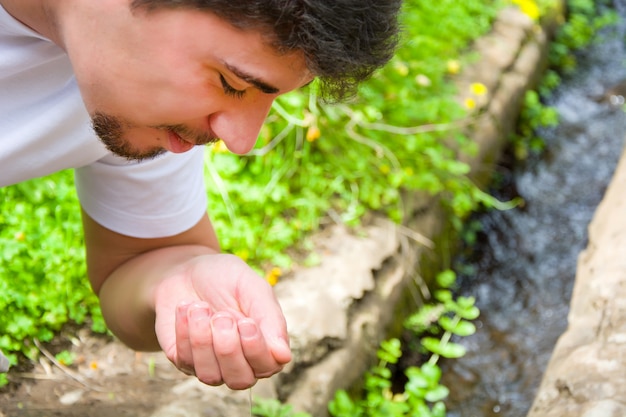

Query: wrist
[99,245,215,351]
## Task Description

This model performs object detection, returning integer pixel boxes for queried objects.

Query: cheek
[74,73,139,120]
[73,73,106,117]
[72,53,142,118]
[140,79,220,121]
[77,64,220,124]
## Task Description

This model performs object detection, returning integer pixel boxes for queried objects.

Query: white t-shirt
[0,6,208,238]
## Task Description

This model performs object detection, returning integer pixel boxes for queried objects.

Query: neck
[0,0,64,45]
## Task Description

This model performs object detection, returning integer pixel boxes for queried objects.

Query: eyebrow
[223,62,280,94]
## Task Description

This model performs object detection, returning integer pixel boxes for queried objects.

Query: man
[0,0,401,389]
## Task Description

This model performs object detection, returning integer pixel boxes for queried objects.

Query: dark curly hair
[130,0,402,100]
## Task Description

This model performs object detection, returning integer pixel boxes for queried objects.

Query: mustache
[154,123,219,146]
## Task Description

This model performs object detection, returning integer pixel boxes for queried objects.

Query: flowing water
[441,5,626,417]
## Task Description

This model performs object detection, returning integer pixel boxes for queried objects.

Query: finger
[255,311,292,366]
[211,312,256,390]
[267,335,292,367]
[236,278,292,365]
[175,301,194,373]
[238,319,284,378]
[187,304,223,385]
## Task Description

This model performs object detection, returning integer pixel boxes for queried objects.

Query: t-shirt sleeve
[74,147,207,238]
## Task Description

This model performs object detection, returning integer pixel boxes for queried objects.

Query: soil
[0,326,200,417]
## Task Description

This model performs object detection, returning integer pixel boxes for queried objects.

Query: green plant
[328,270,479,417]
[54,350,76,367]
[252,398,312,417]
[511,0,617,162]
[0,170,106,373]
[549,0,618,73]
[511,90,559,160]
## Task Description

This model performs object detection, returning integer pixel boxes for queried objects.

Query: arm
[81,210,291,389]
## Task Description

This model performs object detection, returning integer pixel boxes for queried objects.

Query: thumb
[268,335,292,365]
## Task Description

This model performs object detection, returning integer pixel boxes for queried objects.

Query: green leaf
[377,338,402,364]
[433,289,452,303]
[456,296,476,309]
[420,363,442,383]
[438,316,477,337]
[365,374,392,391]
[431,401,447,417]
[422,337,467,358]
[424,385,450,403]
[328,391,357,417]
[370,365,392,380]
[405,367,430,389]
[458,305,480,321]
[435,270,456,288]
[404,304,445,333]
[440,342,467,359]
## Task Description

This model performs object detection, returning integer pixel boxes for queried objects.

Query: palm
[152,253,291,389]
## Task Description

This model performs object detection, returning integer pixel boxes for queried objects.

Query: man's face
[64,6,313,160]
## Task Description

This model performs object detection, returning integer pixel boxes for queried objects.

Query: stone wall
[527,143,626,416]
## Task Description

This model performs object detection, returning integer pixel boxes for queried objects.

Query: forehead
[131,7,313,89]
[131,5,281,53]
[137,8,304,62]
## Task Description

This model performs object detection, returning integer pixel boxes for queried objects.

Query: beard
[91,112,219,162]
[92,112,165,161]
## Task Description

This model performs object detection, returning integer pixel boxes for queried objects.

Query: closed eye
[219,74,246,99]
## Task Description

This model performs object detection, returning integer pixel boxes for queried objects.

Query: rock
[0,350,9,373]
[59,390,85,406]
[590,79,626,106]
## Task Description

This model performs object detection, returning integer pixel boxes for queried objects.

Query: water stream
[441,5,626,416]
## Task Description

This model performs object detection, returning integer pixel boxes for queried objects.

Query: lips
[167,130,196,153]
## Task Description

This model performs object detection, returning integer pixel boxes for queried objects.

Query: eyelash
[219,75,246,99]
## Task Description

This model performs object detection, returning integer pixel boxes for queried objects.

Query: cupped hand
[152,253,291,389]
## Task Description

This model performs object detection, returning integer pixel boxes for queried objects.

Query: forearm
[97,244,216,351]
[93,237,291,388]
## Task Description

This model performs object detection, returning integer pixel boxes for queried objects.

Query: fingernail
[189,306,207,320]
[177,302,191,315]
[238,321,258,338]
[273,337,290,351]
[212,315,234,331]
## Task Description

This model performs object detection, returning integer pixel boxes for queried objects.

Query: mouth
[166,130,196,154]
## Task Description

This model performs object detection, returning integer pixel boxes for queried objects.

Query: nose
[211,95,276,154]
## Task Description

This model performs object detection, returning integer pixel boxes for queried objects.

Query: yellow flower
[14,231,25,241]
[234,249,250,261]
[393,61,409,76]
[470,82,488,96]
[265,267,282,286]
[306,125,321,142]
[379,164,390,174]
[212,140,229,153]
[89,361,99,370]
[512,0,540,20]
[415,74,432,87]
[464,98,476,110]
[447,60,461,75]
[393,393,408,402]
